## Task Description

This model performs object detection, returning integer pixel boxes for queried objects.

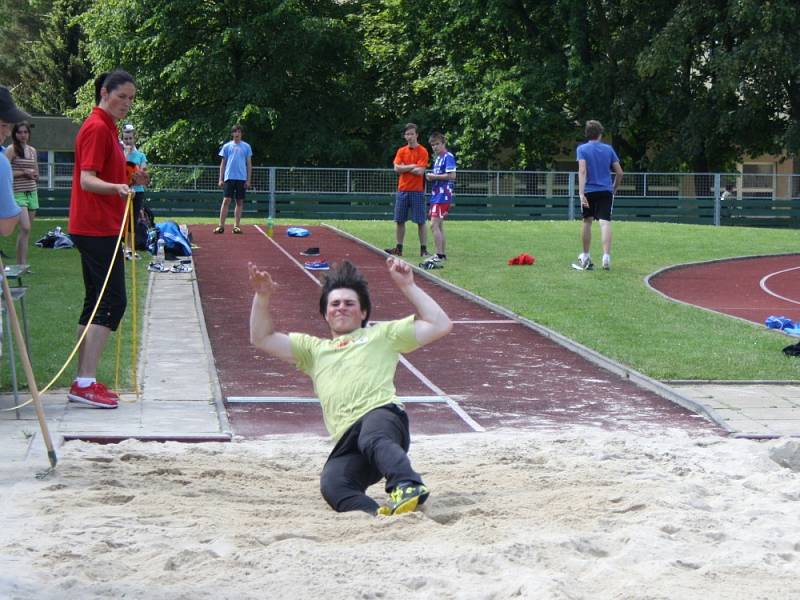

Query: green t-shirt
[290,315,420,440]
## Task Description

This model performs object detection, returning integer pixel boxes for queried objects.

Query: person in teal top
[121,123,149,260]
[249,257,453,515]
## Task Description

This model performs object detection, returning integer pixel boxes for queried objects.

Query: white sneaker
[571,256,594,271]
[602,256,610,270]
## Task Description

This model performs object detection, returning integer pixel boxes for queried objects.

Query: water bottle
[267,216,274,238]
[156,238,165,264]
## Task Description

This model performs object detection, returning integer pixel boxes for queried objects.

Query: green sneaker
[377,483,430,516]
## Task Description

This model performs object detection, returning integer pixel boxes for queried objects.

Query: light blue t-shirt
[576,141,620,193]
[430,151,456,204]
[126,148,147,192]
[218,140,252,182]
[0,155,22,219]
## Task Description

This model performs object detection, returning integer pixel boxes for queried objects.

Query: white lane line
[253,226,484,432]
[227,395,449,404]
[759,266,800,306]
[370,319,516,325]
[398,356,485,432]
[254,224,322,285]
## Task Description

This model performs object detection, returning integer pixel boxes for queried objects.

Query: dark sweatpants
[320,404,423,514]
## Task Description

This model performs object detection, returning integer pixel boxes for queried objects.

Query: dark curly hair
[319,261,371,328]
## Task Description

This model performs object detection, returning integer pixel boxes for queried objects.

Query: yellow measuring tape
[2,191,140,412]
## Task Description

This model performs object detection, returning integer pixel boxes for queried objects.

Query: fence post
[568,172,575,220]
[713,173,721,226]
[269,167,276,220]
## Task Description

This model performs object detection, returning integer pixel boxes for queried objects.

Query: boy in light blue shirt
[214,124,252,235]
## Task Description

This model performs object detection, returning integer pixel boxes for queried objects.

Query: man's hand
[580,193,589,208]
[387,256,413,287]
[249,262,277,297]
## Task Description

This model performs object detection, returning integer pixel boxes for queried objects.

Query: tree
[76,0,374,166]
[15,0,91,115]
[638,0,800,171]
[0,0,51,93]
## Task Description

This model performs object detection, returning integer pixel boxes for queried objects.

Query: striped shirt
[9,146,37,193]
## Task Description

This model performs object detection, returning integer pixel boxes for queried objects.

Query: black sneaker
[385,247,402,256]
[300,247,320,256]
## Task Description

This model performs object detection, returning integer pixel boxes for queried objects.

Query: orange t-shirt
[394,144,429,192]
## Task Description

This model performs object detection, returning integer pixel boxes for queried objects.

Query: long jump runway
[192,225,720,438]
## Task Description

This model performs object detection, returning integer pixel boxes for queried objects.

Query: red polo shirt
[68,107,127,236]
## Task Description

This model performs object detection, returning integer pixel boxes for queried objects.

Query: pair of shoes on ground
[68,381,119,409]
[377,483,430,516]
[124,250,141,260]
[213,226,243,234]
[148,261,193,273]
[419,256,444,270]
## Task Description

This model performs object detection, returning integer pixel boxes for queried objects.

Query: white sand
[1,427,799,599]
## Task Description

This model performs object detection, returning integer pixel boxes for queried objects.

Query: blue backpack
[148,221,192,258]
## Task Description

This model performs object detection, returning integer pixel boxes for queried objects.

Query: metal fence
[39,164,800,226]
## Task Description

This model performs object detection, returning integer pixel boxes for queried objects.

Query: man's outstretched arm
[248,262,295,363]
[386,257,452,346]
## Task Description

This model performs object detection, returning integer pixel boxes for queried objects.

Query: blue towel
[287,227,310,237]
[765,315,795,330]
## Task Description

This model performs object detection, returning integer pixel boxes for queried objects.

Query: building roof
[29,116,81,152]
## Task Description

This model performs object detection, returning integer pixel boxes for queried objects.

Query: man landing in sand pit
[249,257,452,515]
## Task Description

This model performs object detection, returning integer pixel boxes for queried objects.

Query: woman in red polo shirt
[67,70,140,409]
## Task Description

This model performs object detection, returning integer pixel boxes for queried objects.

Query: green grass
[325,219,799,381]
[4,217,797,392]
[0,219,150,392]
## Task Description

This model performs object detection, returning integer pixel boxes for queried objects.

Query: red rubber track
[192,224,721,438]
[649,254,800,323]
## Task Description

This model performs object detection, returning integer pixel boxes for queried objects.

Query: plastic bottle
[267,216,274,238]
[156,238,165,264]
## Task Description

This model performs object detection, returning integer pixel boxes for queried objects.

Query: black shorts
[223,179,246,201]
[71,235,127,331]
[582,190,614,221]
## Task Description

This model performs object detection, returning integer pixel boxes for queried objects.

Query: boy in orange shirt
[385,123,429,257]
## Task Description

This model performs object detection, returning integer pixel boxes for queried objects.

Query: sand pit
[2,427,799,599]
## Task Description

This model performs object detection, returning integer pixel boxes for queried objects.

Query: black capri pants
[320,404,423,514]
[71,234,127,331]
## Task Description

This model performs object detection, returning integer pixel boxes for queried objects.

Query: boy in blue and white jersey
[425,132,456,261]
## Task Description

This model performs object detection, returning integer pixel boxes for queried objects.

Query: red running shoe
[95,382,120,399]
[68,382,118,408]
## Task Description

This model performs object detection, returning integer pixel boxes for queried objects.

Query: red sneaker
[68,382,118,408]
[95,382,120,399]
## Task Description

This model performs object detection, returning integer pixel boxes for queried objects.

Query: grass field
[0,219,149,392]
[1,217,797,393]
